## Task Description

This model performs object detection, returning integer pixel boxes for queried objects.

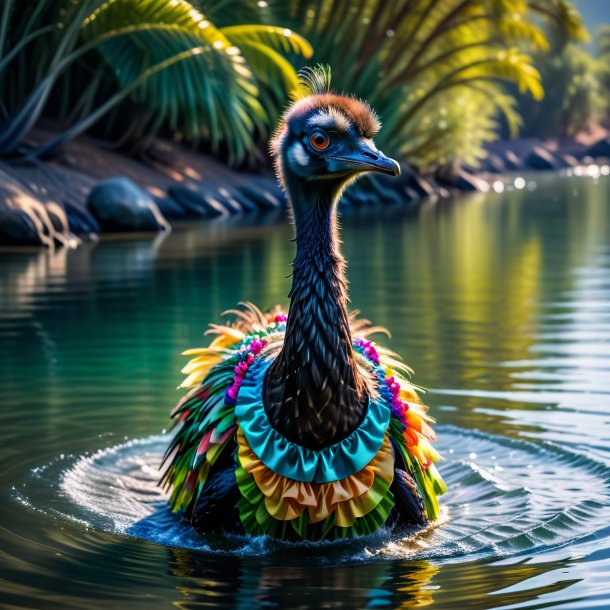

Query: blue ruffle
[234,357,391,483]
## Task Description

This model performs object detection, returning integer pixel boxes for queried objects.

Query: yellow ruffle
[236,428,394,527]
[378,360,440,470]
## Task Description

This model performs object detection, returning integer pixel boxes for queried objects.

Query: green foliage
[0,0,591,170]
[519,42,606,138]
[0,0,312,163]
[597,25,610,123]
[253,0,586,169]
[599,25,610,59]
[518,21,610,138]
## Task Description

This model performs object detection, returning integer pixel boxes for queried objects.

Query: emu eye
[309,130,330,151]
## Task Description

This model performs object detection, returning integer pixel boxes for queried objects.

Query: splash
[15,426,610,563]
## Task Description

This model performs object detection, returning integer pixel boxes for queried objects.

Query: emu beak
[330,143,401,176]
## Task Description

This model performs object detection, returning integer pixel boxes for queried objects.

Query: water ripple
[14,425,610,565]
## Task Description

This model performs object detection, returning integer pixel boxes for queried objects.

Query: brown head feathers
[276,65,380,143]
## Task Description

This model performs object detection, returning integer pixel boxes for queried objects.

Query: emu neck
[264,183,368,450]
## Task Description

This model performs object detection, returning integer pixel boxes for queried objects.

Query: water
[1,172,610,609]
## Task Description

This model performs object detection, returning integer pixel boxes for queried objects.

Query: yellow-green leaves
[267,0,585,169]
[79,0,311,164]
[221,25,313,94]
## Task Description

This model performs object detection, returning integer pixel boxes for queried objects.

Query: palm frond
[266,0,582,169]
[221,25,313,95]
[0,0,311,163]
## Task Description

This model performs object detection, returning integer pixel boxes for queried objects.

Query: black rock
[525,146,561,170]
[341,167,445,208]
[170,176,286,215]
[167,185,213,218]
[362,175,386,200]
[587,137,610,159]
[63,201,100,238]
[45,202,68,234]
[343,185,372,206]
[154,195,190,220]
[212,187,243,214]
[439,169,488,191]
[222,186,260,213]
[87,176,169,232]
[371,181,404,205]
[228,188,260,213]
[437,186,450,199]
[237,185,284,210]
[503,150,523,171]
[394,167,436,199]
[44,202,73,247]
[404,187,420,202]
[0,174,57,246]
[560,154,579,167]
[169,184,232,217]
[0,200,45,246]
[485,153,506,174]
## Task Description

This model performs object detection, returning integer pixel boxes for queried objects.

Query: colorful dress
[161,305,446,540]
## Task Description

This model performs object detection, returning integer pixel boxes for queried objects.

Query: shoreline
[1,128,609,248]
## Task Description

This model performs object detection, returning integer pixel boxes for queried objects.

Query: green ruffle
[235,357,391,484]
[235,458,395,541]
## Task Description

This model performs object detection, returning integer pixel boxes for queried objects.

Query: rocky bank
[1,128,609,248]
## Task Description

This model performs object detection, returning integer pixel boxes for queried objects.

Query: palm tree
[0,0,312,163]
[252,0,587,169]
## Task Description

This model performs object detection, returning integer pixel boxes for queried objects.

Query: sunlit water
[1,173,610,609]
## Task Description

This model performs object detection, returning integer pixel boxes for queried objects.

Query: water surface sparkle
[1,173,610,609]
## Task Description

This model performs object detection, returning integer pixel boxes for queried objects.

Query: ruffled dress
[161,305,446,540]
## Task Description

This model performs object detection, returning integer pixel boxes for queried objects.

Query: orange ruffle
[236,428,394,527]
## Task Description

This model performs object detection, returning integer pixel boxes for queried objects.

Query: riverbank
[474,127,610,174]
[1,127,609,248]
[0,129,286,247]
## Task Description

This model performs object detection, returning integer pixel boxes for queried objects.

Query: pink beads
[249,339,266,356]
[274,313,287,323]
[225,337,267,405]
[358,339,379,364]
[355,336,412,430]
[385,373,409,423]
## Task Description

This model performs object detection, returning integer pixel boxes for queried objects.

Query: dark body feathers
[264,190,368,449]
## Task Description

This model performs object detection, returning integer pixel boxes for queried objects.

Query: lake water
[1,172,610,609]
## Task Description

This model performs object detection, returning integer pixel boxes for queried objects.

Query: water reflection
[1,173,610,609]
[1,175,609,449]
[0,515,577,610]
[166,550,579,610]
